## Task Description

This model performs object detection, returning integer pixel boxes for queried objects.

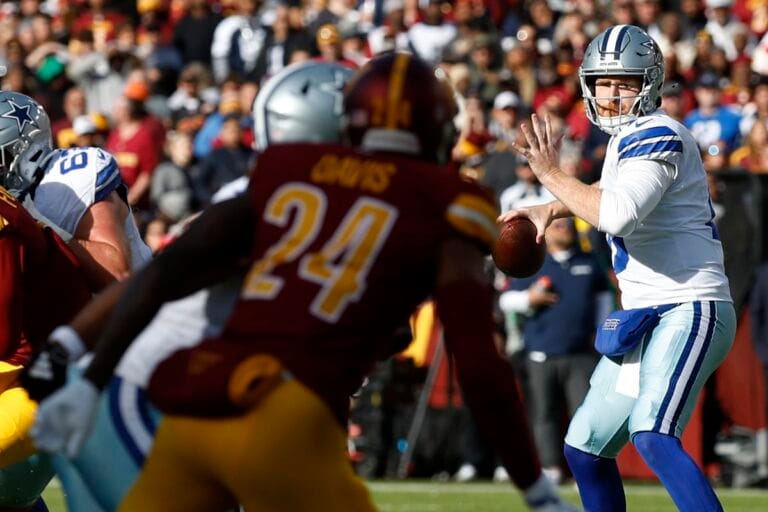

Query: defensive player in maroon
[29,54,577,511]
[0,184,91,511]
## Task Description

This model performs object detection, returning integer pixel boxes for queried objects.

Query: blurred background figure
[684,71,743,159]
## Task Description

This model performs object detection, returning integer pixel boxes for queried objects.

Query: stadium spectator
[72,0,128,52]
[315,23,356,67]
[367,0,410,56]
[192,115,252,207]
[408,0,457,65]
[499,156,555,213]
[684,70,743,155]
[253,4,312,81]
[703,0,752,62]
[501,37,537,106]
[739,74,768,137]
[150,131,196,223]
[467,34,502,106]
[172,0,222,67]
[660,82,687,123]
[730,119,768,173]
[210,0,266,83]
[52,86,86,148]
[65,29,125,116]
[477,91,526,202]
[71,114,101,148]
[106,80,166,211]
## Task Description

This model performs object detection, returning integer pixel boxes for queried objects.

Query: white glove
[31,377,100,458]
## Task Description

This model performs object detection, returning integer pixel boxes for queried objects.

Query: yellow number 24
[241,182,398,323]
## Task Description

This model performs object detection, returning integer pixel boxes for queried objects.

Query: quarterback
[500,25,735,511]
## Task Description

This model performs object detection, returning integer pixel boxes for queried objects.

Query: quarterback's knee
[631,431,679,468]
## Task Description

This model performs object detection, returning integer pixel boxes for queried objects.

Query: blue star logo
[2,100,33,132]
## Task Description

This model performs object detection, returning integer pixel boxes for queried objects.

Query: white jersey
[34,147,152,270]
[115,176,249,383]
[599,110,732,308]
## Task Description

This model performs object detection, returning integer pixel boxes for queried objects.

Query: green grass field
[41,480,768,511]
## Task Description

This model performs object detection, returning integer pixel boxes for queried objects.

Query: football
[492,217,546,277]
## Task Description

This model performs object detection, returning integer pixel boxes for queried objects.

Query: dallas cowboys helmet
[252,61,354,152]
[0,91,53,197]
[579,25,664,135]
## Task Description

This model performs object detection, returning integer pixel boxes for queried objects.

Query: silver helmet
[579,25,664,135]
[252,61,354,152]
[0,91,53,197]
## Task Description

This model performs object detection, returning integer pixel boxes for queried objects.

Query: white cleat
[454,463,477,482]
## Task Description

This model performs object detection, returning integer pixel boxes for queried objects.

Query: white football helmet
[579,25,664,135]
[0,91,54,198]
[252,61,355,152]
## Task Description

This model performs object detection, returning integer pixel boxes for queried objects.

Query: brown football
[492,217,546,277]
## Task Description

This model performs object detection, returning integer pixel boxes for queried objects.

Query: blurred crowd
[4,0,768,487]
[3,0,768,238]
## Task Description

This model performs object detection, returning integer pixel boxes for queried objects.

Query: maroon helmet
[343,52,457,163]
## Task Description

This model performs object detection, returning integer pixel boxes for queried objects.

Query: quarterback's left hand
[31,377,100,458]
[512,113,563,182]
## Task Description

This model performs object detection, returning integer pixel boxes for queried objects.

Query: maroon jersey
[148,144,498,422]
[0,187,91,366]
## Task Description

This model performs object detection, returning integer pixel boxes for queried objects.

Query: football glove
[31,376,100,458]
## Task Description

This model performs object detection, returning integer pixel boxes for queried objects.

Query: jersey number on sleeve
[240,182,398,322]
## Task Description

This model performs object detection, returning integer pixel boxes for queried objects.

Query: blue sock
[30,498,49,512]
[632,431,722,512]
[564,443,626,512]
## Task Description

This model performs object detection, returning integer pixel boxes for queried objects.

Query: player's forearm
[69,280,128,350]
[543,181,601,220]
[538,169,601,226]
[83,264,166,389]
[70,238,131,289]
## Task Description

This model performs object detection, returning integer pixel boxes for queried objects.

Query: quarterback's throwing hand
[31,377,100,458]
[511,114,563,182]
